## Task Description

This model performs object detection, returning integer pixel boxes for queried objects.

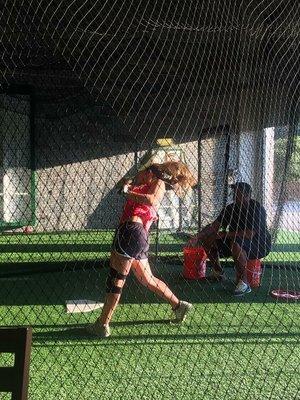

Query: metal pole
[223,127,230,208]
[198,134,202,232]
[154,215,159,267]
[29,90,36,227]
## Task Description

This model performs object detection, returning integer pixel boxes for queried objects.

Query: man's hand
[187,220,222,248]
[187,231,213,247]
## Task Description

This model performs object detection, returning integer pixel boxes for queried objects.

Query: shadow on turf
[32,325,300,345]
[32,319,172,341]
[0,265,292,305]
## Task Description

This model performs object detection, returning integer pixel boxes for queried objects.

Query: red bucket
[246,259,262,288]
[183,247,207,279]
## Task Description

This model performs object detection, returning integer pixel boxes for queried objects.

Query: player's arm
[198,220,222,240]
[219,229,255,240]
[188,220,222,246]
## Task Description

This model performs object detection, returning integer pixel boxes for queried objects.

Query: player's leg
[231,239,251,296]
[131,258,179,307]
[231,241,248,282]
[100,251,132,323]
[87,220,153,337]
[203,237,231,280]
[131,258,192,322]
[86,251,133,337]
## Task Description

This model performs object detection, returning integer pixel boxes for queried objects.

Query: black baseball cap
[230,181,252,194]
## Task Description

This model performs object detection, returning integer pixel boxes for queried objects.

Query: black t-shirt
[216,199,271,245]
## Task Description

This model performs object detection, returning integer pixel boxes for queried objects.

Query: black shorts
[216,236,271,260]
[112,221,149,260]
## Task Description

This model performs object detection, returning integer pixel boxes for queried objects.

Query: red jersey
[120,184,158,232]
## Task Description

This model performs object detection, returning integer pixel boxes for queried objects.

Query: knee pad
[106,267,127,294]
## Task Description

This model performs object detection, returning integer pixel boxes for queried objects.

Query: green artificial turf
[0,229,299,264]
[0,263,299,399]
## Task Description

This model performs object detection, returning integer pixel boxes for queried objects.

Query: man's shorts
[215,236,271,260]
[112,221,149,260]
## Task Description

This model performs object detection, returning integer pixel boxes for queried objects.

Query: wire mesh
[0,1,299,399]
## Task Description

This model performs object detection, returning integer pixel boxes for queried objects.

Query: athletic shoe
[234,280,251,296]
[173,301,193,323]
[86,320,110,338]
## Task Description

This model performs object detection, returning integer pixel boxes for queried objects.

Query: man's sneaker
[207,269,227,282]
[86,320,110,338]
[173,301,193,323]
[234,281,251,296]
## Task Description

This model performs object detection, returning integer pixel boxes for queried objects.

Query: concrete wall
[34,104,239,232]
[35,106,135,230]
[35,117,202,231]
[0,85,292,232]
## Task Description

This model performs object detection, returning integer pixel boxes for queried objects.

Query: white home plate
[65,300,104,314]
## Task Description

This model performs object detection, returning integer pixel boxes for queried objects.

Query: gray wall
[34,103,239,232]
[0,86,292,232]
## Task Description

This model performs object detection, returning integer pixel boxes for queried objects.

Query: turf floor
[0,229,299,264]
[0,262,299,399]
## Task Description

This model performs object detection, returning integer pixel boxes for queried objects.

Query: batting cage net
[0,1,299,399]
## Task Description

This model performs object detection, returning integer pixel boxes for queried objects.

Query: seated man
[189,182,272,296]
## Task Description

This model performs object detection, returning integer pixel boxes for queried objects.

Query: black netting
[0,1,299,399]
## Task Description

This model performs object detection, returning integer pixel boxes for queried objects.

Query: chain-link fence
[0,1,299,399]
